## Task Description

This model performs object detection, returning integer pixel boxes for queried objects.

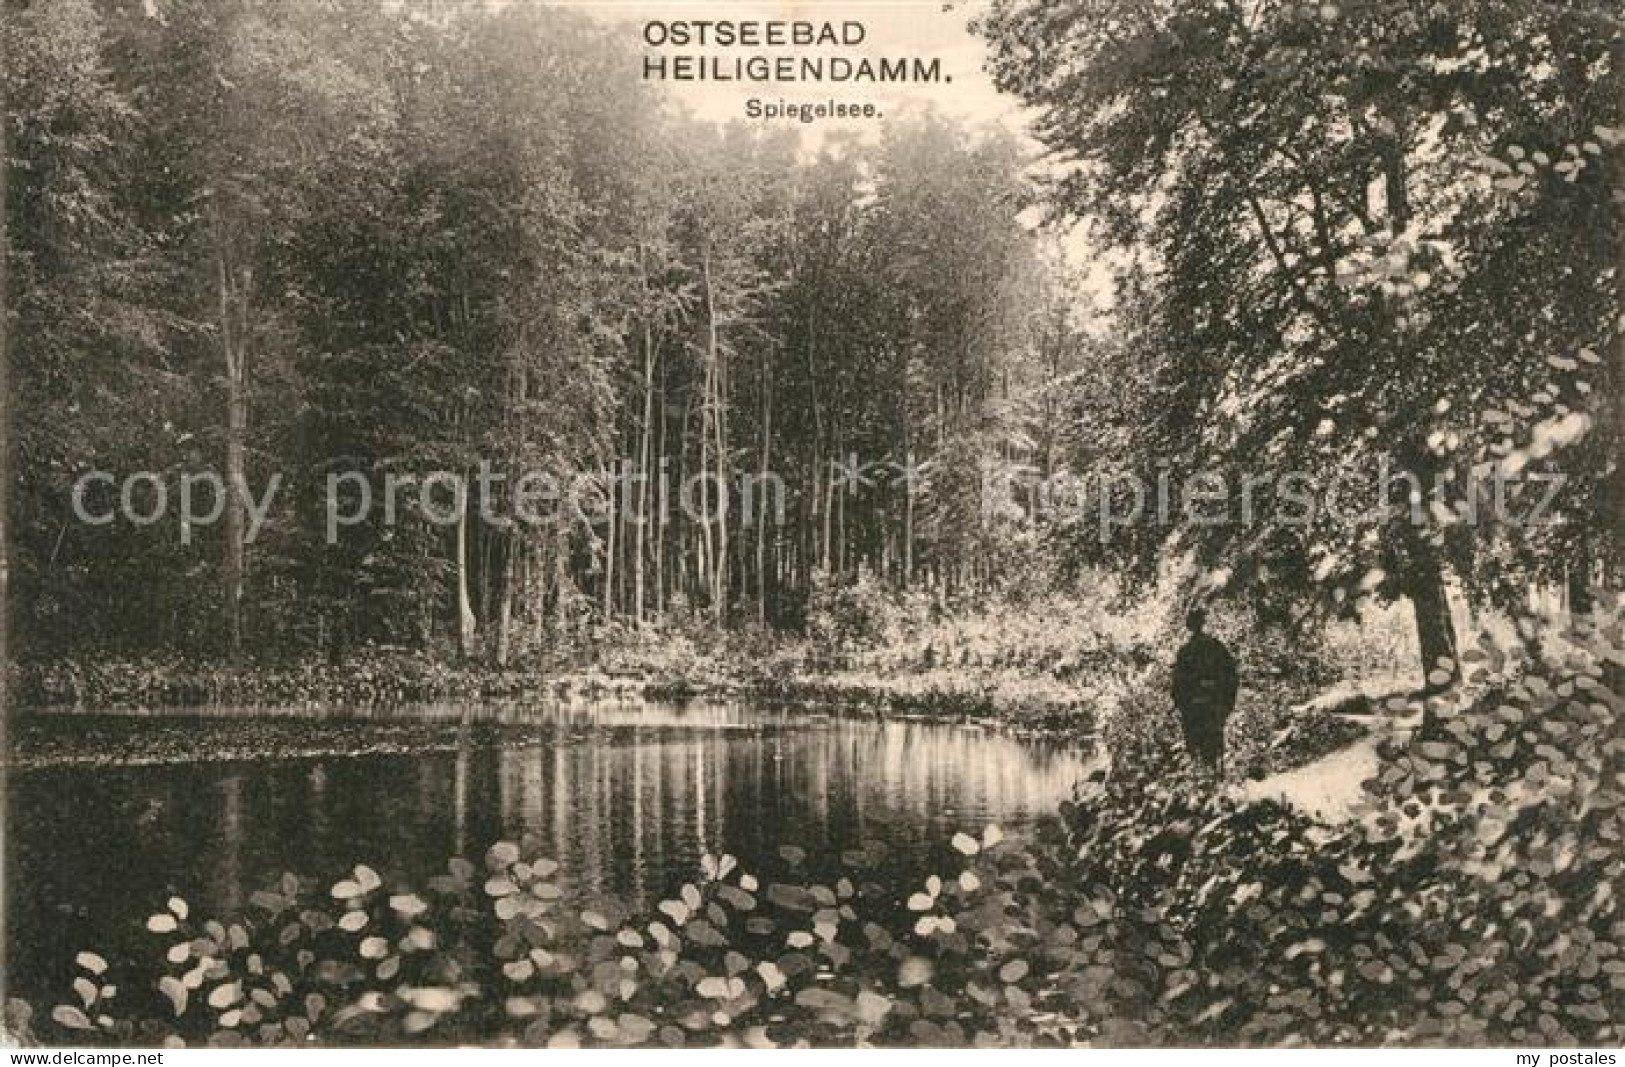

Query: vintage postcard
[0,0,1621,1054]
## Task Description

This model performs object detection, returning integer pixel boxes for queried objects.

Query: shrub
[805,570,900,665]
[1046,600,1625,1045]
[18,828,1096,1048]
[1226,700,1371,780]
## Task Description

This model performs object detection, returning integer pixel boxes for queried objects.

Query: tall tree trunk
[715,389,730,621]
[1613,38,1625,593]
[901,396,914,589]
[1602,37,1625,700]
[456,489,477,659]
[635,323,656,627]
[478,518,493,630]
[1381,121,1465,704]
[554,527,570,631]
[820,427,835,575]
[1408,544,1459,697]
[756,355,773,626]
[0,31,13,992]
[1568,531,1595,615]
[1042,323,1064,483]
[836,434,848,575]
[695,381,714,610]
[805,312,824,581]
[494,535,516,668]
[602,460,618,618]
[805,443,820,586]
[654,385,667,619]
[677,397,692,605]
[216,228,249,664]
[701,245,729,624]
[538,541,553,641]
[224,363,247,658]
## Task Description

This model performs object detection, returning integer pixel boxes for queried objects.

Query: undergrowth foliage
[11,604,1622,1047]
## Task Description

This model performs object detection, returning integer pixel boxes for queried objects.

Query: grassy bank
[747,669,1090,736]
[10,587,1387,771]
[12,655,661,712]
[8,652,1099,743]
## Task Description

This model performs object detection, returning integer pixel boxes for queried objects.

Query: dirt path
[1234,719,1386,822]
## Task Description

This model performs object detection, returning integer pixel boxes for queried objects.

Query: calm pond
[6,699,1093,1006]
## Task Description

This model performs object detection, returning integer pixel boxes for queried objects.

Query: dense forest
[980,0,1621,680]
[2,0,1620,686]
[3,0,1624,1050]
[5,0,1081,667]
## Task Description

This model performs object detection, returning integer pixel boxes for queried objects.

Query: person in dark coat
[1170,607,1239,776]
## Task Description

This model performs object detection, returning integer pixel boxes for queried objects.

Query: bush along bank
[12,651,1099,737]
[11,583,1365,746]
[744,670,1094,738]
[12,655,697,712]
[13,608,1622,1047]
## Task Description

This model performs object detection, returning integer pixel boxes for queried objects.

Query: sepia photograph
[0,0,1621,1053]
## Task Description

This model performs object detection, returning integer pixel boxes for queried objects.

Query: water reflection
[7,702,1092,1004]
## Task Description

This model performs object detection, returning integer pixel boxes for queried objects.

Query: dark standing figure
[1171,608,1239,776]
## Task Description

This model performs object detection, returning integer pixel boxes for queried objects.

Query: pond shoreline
[10,655,1098,743]
[4,693,1098,1034]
